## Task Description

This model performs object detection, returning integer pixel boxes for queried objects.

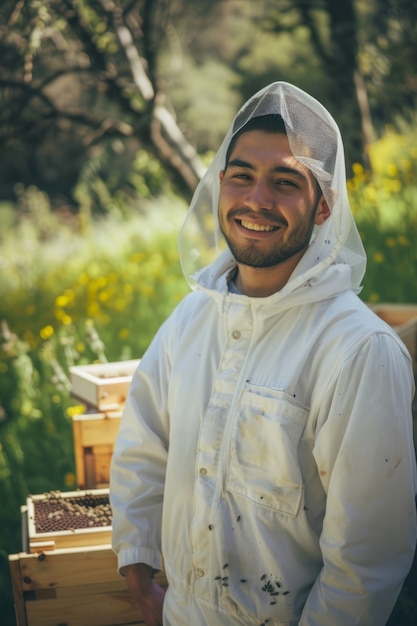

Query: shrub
[349,125,417,304]
[0,195,189,624]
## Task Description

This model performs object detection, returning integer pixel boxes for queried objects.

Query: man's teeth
[241,220,276,232]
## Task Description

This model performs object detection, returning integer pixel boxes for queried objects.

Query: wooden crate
[8,544,167,626]
[72,412,122,489]
[69,360,139,411]
[26,489,112,553]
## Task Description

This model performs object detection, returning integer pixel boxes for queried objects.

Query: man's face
[218,130,329,269]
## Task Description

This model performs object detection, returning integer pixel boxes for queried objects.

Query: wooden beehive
[69,359,139,411]
[26,489,112,553]
[72,411,122,489]
[9,545,168,626]
[10,491,168,625]
[69,359,140,489]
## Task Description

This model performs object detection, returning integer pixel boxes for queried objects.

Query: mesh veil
[178,82,366,291]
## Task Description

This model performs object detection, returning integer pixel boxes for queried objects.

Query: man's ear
[219,170,224,182]
[314,196,331,225]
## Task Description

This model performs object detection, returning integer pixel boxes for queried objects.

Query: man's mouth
[240,219,278,232]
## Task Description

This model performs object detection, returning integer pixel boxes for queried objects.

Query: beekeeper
[110,81,417,626]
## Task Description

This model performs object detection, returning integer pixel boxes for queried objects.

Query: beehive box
[72,412,122,489]
[26,489,112,553]
[69,359,139,411]
[9,545,167,626]
[10,488,168,625]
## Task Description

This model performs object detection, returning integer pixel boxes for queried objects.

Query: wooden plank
[12,546,167,626]
[29,526,112,552]
[51,579,127,599]
[72,416,86,488]
[8,554,28,626]
[75,415,121,447]
[25,588,143,626]
[18,545,167,591]
[19,545,119,588]
[94,444,114,485]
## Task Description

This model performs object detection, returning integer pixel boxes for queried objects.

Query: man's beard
[220,206,317,269]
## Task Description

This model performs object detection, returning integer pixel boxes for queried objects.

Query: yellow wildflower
[66,404,86,418]
[55,294,70,307]
[373,252,384,264]
[40,325,54,340]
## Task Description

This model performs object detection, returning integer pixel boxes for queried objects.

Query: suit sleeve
[300,332,417,625]
[110,319,173,575]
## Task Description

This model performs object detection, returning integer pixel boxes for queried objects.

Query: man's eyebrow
[227,158,255,170]
[226,158,308,181]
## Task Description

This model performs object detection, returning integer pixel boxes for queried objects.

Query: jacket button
[196,568,205,577]
[232,330,241,339]
[199,467,208,476]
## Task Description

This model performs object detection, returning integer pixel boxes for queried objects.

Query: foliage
[1,0,416,215]
[348,123,417,302]
[0,0,208,207]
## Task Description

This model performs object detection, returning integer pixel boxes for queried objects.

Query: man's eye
[277,179,297,187]
[232,173,250,180]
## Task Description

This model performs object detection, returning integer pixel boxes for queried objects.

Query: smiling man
[110,82,417,626]
[218,115,330,296]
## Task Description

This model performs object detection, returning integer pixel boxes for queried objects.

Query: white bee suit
[110,82,417,625]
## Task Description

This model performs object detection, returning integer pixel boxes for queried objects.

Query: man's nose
[244,179,274,211]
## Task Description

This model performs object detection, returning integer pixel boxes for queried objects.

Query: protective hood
[178,81,366,294]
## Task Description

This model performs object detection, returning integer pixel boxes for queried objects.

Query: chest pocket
[227,386,308,516]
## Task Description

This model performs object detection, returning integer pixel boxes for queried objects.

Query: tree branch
[99,0,205,192]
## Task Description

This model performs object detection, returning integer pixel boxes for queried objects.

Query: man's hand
[125,562,165,626]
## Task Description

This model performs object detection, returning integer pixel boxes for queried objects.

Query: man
[110,82,417,626]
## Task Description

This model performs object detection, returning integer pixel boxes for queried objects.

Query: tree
[357,0,417,125]
[264,0,370,169]
[1,0,416,212]
[0,0,208,210]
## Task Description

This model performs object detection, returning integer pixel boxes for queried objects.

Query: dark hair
[224,114,287,168]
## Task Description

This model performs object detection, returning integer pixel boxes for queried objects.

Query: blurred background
[0,1,416,624]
